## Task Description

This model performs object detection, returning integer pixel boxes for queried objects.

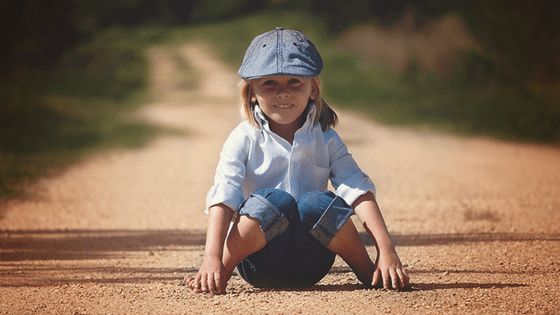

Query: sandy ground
[1,42,560,315]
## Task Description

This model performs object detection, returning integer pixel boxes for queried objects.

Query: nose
[276,86,289,98]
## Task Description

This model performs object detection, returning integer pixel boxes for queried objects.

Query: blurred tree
[459,0,560,83]
[69,0,170,34]
[0,0,202,78]
[0,0,77,74]
[189,0,265,22]
[167,0,197,23]
[310,0,373,33]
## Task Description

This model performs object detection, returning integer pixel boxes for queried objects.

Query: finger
[382,270,391,289]
[207,274,216,294]
[191,274,203,293]
[219,280,227,294]
[215,273,225,294]
[200,274,208,292]
[390,269,399,290]
[397,269,409,289]
[192,274,201,290]
[371,269,381,288]
[186,276,197,285]
[184,276,194,290]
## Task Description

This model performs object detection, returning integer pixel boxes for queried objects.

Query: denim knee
[297,191,354,247]
[298,191,337,224]
[253,188,297,218]
[239,189,296,242]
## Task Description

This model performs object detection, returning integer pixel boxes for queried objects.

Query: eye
[263,80,276,85]
[288,78,301,84]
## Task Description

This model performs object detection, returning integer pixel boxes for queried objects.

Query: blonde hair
[239,77,338,132]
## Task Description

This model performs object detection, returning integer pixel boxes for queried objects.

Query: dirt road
[1,42,559,314]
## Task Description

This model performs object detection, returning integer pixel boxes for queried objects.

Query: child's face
[250,75,317,127]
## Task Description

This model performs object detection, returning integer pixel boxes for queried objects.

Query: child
[185,27,409,294]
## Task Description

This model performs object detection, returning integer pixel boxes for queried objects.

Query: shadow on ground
[411,282,528,291]
[0,229,206,261]
[3,230,558,262]
[360,232,560,247]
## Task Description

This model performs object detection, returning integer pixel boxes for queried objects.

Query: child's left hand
[372,248,410,290]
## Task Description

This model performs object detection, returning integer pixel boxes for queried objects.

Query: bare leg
[221,215,267,282]
[326,218,375,287]
[184,215,266,294]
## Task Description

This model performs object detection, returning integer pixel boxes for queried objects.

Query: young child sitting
[185,27,409,294]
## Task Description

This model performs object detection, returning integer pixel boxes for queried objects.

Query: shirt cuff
[335,172,376,208]
[205,182,245,215]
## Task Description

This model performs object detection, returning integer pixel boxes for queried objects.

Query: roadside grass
[0,26,186,199]
[323,52,560,142]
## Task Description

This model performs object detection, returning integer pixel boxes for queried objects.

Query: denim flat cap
[238,27,323,79]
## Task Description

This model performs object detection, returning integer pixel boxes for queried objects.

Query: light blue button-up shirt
[206,104,376,214]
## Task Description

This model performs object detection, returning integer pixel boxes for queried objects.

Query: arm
[187,124,252,294]
[352,192,409,290]
[186,203,233,294]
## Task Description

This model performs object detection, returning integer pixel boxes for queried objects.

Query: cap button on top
[276,27,284,30]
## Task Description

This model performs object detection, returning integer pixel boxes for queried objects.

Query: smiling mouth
[275,104,293,108]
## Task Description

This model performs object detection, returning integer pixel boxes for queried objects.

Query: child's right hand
[185,256,227,294]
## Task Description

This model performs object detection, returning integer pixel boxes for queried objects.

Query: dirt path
[1,42,559,314]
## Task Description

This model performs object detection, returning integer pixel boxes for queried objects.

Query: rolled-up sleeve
[327,130,376,208]
[206,125,250,214]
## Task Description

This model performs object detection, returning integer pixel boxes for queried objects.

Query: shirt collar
[254,102,318,132]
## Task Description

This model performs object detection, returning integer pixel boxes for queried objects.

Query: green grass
[322,53,560,142]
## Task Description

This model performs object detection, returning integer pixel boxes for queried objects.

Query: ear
[310,81,318,100]
[247,84,257,103]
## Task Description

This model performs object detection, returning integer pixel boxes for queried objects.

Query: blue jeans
[236,188,354,288]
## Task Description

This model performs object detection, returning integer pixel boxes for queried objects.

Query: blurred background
[1,0,559,198]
